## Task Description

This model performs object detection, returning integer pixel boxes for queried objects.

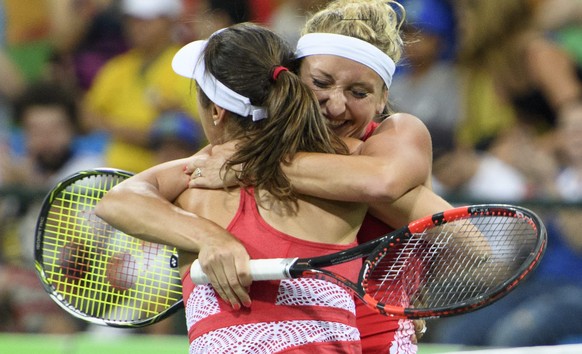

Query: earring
[213,120,218,126]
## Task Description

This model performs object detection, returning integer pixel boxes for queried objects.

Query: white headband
[172,39,268,122]
[295,33,396,88]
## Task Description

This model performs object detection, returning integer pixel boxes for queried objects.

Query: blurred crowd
[0,0,581,349]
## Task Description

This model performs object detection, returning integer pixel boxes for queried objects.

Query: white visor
[295,33,396,88]
[172,39,268,121]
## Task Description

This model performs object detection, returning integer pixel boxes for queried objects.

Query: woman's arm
[188,113,433,203]
[95,156,232,252]
[282,113,432,203]
[369,185,453,229]
[95,149,253,309]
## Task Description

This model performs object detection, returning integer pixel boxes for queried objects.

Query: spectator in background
[390,0,459,159]
[432,147,531,202]
[181,0,273,25]
[0,3,25,181]
[248,0,274,24]
[44,0,128,157]
[534,0,582,32]
[2,0,53,84]
[0,256,84,333]
[150,110,205,163]
[533,0,582,73]
[0,80,101,334]
[182,0,251,41]
[268,0,331,47]
[432,0,579,202]
[555,103,582,201]
[428,1,582,346]
[459,0,579,166]
[3,81,104,191]
[83,0,199,173]
[48,0,128,93]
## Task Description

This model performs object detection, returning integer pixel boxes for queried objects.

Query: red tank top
[182,188,362,353]
[361,120,380,141]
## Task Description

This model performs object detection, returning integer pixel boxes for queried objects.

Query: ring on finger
[193,167,203,178]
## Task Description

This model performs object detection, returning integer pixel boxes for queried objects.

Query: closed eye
[351,89,369,99]
[312,78,331,89]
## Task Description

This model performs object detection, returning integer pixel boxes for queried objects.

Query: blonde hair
[301,0,406,64]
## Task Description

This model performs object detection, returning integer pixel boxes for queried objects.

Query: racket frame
[34,168,184,328]
[361,204,547,319]
[191,204,547,320]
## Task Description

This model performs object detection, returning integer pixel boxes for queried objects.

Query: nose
[323,88,347,118]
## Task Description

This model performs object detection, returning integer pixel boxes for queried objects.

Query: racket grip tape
[190,258,297,284]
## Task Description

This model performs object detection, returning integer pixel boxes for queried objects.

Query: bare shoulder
[357,113,433,160]
[175,188,240,228]
[370,113,432,150]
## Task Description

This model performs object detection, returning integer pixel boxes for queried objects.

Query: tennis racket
[191,204,547,319]
[34,168,183,328]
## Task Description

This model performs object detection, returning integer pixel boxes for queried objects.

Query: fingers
[195,222,251,310]
[184,156,208,175]
[201,256,252,310]
[185,142,239,188]
[185,154,225,189]
[234,257,252,308]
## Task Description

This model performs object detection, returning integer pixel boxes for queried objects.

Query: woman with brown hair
[97,22,367,352]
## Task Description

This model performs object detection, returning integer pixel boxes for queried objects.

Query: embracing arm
[95,156,229,252]
[369,184,453,229]
[95,148,253,309]
[281,113,433,203]
[187,113,432,203]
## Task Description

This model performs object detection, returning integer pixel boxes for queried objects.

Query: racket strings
[365,214,540,312]
[40,174,182,323]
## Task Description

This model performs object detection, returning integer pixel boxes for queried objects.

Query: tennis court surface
[2,334,581,354]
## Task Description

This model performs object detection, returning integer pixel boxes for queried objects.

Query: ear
[212,104,228,126]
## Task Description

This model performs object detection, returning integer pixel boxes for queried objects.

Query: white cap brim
[172,40,206,79]
[171,39,268,121]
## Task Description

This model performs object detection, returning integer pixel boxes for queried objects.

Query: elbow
[94,189,119,224]
[94,188,138,236]
[364,178,403,203]
[94,199,107,220]
[367,168,427,203]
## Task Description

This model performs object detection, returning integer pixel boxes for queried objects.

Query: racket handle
[190,258,296,284]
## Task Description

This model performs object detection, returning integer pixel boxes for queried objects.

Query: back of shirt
[176,187,367,353]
